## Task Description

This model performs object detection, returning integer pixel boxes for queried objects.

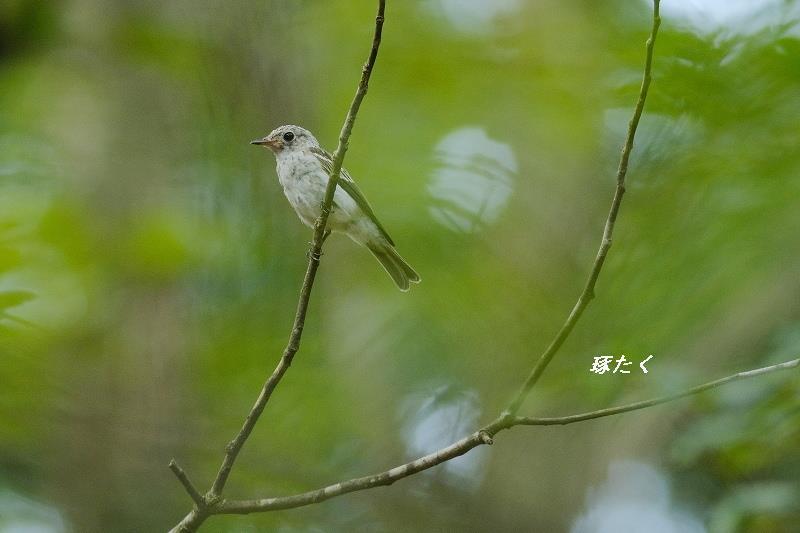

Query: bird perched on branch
[252,125,420,291]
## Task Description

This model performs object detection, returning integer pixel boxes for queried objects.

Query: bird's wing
[310,147,395,246]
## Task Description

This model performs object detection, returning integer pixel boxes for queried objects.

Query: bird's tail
[367,243,421,292]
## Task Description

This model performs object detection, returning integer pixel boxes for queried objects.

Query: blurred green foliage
[1,1,799,531]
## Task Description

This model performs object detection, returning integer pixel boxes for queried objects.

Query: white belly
[276,152,362,234]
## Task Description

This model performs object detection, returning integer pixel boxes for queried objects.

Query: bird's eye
[283,131,295,142]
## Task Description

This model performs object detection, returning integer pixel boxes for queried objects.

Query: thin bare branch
[506,0,662,415]
[204,357,799,515]
[514,357,800,426]
[315,1,386,238]
[169,460,205,508]
[208,0,385,499]
[168,3,386,532]
[216,432,493,514]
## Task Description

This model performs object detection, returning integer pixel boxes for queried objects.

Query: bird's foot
[306,246,323,262]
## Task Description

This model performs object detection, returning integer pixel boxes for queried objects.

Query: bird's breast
[276,154,329,226]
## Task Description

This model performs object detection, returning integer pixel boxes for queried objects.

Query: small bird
[252,125,420,291]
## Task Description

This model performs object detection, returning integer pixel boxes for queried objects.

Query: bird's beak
[251,138,281,151]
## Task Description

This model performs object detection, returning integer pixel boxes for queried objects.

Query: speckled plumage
[252,125,420,291]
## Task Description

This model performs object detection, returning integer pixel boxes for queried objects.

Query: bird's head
[251,125,319,154]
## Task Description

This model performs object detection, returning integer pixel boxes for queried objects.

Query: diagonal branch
[513,357,800,426]
[208,0,385,498]
[208,357,799,515]
[168,460,204,509]
[506,0,662,415]
[168,3,386,532]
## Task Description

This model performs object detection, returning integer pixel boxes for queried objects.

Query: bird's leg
[306,230,330,262]
[306,245,322,262]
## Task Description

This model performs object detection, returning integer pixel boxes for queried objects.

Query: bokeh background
[1,0,800,531]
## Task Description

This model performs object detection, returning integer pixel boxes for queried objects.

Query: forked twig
[208,358,799,514]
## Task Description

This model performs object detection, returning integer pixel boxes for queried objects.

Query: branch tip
[169,459,205,508]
